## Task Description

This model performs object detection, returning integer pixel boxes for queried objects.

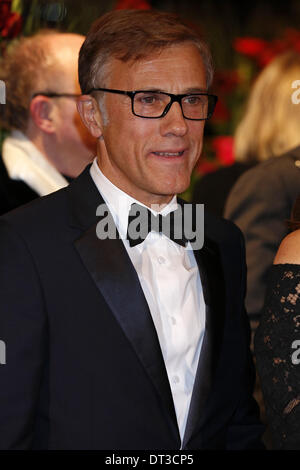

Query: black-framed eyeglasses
[87,88,218,121]
[31,92,81,99]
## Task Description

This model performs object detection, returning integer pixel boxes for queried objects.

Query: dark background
[19,0,300,69]
[2,0,300,196]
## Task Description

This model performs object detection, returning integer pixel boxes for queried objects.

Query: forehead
[107,43,207,92]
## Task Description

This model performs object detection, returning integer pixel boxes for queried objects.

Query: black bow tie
[126,203,188,247]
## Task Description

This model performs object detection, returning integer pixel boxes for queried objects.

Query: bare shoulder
[274,229,300,264]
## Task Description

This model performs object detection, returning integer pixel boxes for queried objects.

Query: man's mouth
[152,150,185,157]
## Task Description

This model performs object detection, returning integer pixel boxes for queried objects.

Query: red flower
[211,136,234,166]
[0,1,22,39]
[233,37,267,58]
[280,29,300,54]
[256,46,277,67]
[234,31,300,68]
[115,0,151,9]
[1,11,22,38]
[0,1,11,29]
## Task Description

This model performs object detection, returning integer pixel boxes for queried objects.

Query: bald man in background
[0,31,96,215]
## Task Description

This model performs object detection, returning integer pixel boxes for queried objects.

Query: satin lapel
[182,236,226,448]
[69,168,178,434]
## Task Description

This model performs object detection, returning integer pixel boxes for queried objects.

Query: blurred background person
[223,52,300,449]
[254,198,300,449]
[192,157,255,217]
[224,51,300,325]
[0,30,96,215]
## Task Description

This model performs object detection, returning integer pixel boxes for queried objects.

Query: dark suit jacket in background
[0,165,263,450]
[0,154,38,216]
[192,162,256,217]
[225,146,300,319]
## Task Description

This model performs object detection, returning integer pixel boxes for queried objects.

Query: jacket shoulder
[204,208,243,244]
[238,149,300,181]
[0,185,69,233]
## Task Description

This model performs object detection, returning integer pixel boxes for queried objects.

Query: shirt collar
[90,157,178,240]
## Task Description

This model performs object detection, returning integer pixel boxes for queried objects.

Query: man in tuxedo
[0,30,96,215]
[0,10,263,449]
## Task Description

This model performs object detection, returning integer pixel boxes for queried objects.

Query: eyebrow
[134,87,208,93]
[184,87,208,93]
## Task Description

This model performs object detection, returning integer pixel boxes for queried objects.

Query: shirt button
[172,375,180,384]
[170,316,177,325]
[157,256,166,264]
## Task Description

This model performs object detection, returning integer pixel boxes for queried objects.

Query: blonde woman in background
[225,51,300,324]
[192,52,300,218]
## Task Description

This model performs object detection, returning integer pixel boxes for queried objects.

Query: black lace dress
[254,264,300,449]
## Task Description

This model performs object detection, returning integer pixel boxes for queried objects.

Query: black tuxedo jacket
[0,165,263,450]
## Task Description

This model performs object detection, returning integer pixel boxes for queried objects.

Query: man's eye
[184,95,202,105]
[143,96,155,104]
[138,94,159,104]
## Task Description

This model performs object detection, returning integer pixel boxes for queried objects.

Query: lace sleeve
[254,264,300,449]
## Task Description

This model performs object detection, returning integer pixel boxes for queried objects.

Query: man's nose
[160,101,188,137]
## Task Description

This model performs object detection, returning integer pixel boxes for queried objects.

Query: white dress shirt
[90,157,206,442]
[2,130,68,196]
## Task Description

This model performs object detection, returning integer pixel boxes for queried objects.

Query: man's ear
[77,95,103,139]
[29,96,55,134]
